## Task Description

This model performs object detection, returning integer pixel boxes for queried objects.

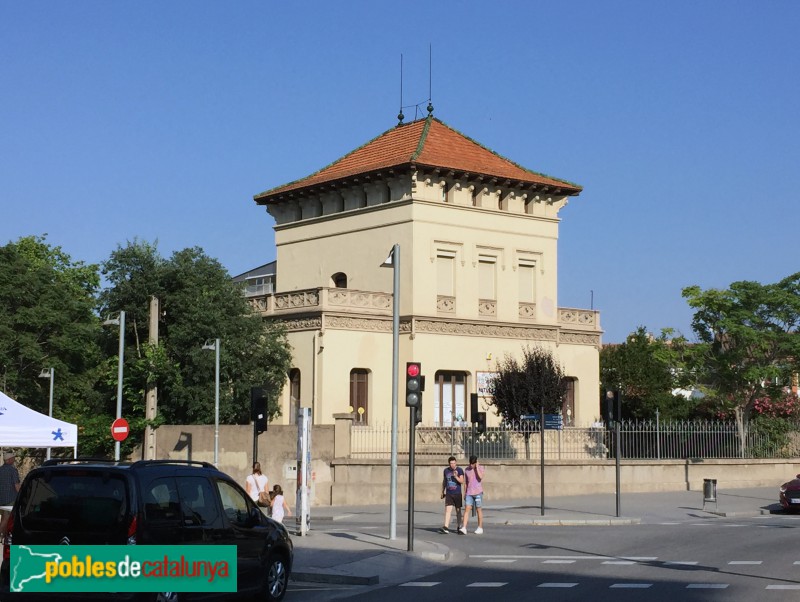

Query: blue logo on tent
[52,428,64,441]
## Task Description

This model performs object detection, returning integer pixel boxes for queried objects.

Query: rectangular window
[350,369,369,425]
[478,256,496,300]
[437,253,455,297]
[518,261,536,303]
[433,371,466,427]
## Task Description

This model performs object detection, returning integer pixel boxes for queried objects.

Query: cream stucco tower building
[252,114,601,428]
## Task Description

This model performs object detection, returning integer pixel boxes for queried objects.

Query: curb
[414,541,451,562]
[501,518,640,526]
[290,571,378,585]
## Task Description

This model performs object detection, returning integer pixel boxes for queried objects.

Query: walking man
[462,454,485,534]
[0,451,20,535]
[439,456,464,534]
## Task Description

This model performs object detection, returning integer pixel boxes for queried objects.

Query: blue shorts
[465,493,482,508]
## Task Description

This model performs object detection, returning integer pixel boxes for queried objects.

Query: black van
[0,459,293,601]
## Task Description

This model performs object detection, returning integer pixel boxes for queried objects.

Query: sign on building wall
[476,371,499,397]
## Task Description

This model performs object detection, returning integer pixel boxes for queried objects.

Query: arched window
[350,369,369,425]
[331,272,348,288]
[289,369,301,425]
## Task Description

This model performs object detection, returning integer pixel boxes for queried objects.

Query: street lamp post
[202,338,220,466]
[38,368,54,460]
[103,310,125,461]
[380,244,400,540]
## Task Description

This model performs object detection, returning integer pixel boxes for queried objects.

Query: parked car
[779,473,800,511]
[0,458,293,601]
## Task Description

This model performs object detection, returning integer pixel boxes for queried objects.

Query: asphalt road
[288,513,800,601]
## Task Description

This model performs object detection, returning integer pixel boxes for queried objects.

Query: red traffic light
[407,363,420,377]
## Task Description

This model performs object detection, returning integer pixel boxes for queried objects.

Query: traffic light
[405,362,422,408]
[251,387,268,434]
[413,403,423,424]
[475,412,487,434]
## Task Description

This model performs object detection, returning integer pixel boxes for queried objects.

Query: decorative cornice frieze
[325,316,393,332]
[414,319,557,341]
[276,317,323,331]
[560,332,602,346]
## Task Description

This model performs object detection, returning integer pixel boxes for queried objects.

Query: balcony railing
[247,287,599,332]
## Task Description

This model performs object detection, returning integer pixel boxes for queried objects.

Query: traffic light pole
[407,406,416,552]
[253,420,258,465]
[540,404,545,516]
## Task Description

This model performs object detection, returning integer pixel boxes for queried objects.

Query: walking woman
[245,462,269,506]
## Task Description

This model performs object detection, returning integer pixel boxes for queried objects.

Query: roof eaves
[254,122,413,201]
[436,118,583,192]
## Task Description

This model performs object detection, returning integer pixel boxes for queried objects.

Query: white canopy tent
[0,391,77,456]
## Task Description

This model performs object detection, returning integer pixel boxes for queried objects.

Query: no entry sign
[111,417,130,442]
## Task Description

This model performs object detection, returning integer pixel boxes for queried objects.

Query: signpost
[521,412,563,516]
[111,417,129,443]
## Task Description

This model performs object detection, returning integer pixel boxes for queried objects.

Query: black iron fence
[350,419,800,460]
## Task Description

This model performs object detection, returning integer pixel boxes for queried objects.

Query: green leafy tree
[682,273,800,452]
[601,326,693,420]
[0,236,103,436]
[488,346,567,459]
[96,241,292,457]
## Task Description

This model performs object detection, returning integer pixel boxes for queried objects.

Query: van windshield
[19,471,129,532]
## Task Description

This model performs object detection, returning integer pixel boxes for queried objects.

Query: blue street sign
[544,414,563,430]
[519,414,563,430]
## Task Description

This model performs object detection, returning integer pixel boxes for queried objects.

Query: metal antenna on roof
[397,54,405,126]
[427,44,434,117]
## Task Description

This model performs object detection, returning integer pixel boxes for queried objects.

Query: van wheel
[262,554,289,601]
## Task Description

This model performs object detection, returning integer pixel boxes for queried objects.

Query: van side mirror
[249,506,263,526]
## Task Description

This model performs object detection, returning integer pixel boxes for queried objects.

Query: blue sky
[2,1,798,343]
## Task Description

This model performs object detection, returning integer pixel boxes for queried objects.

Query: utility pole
[144,296,159,460]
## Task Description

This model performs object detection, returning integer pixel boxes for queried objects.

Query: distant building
[249,114,602,427]
[231,261,276,297]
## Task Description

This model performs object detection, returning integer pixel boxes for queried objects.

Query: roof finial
[427,44,434,118]
[397,54,404,126]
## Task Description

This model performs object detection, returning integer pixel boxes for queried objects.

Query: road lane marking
[484,559,516,564]
[543,560,576,564]
[471,555,616,560]
[610,583,652,588]
[400,582,440,587]
[467,582,507,588]
[664,561,699,566]
[728,561,762,565]
[603,561,636,565]
[687,584,729,589]
[538,583,578,588]
[766,585,800,590]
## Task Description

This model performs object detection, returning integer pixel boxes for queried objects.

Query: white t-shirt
[271,494,286,522]
[245,472,268,502]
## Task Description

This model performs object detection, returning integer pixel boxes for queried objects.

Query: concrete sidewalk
[289,486,782,587]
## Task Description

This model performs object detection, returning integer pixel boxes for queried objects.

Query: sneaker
[438,526,450,534]
[458,527,467,535]
[474,527,483,534]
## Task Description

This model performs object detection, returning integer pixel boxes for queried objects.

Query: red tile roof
[254,116,581,203]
